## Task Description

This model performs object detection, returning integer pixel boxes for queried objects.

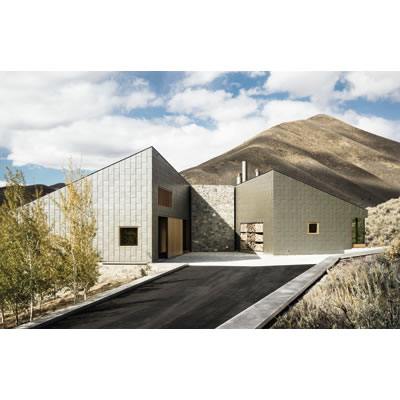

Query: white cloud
[260,71,400,104]
[261,99,324,127]
[337,72,400,102]
[1,71,400,181]
[263,71,342,106]
[0,72,160,130]
[6,115,263,171]
[167,88,260,122]
[337,109,400,142]
[247,71,267,78]
[0,180,6,187]
[5,96,400,175]
[182,71,225,87]
[0,72,163,148]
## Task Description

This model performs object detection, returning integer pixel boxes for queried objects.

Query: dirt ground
[1,275,147,329]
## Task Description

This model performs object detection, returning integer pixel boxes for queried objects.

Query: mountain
[0,183,65,206]
[181,114,400,208]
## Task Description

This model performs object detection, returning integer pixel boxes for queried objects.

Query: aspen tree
[56,161,99,303]
[0,168,31,325]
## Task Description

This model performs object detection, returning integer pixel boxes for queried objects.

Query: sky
[0,71,400,187]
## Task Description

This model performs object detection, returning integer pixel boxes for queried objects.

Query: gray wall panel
[272,171,367,254]
[151,148,190,260]
[235,173,274,253]
[34,148,154,264]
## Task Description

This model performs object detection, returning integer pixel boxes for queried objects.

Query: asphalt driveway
[44,264,313,329]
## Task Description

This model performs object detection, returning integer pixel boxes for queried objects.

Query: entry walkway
[151,247,384,268]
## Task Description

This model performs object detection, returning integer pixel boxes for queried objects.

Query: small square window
[308,222,319,234]
[120,227,138,246]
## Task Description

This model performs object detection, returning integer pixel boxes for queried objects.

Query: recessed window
[352,217,365,245]
[307,222,319,235]
[158,187,173,208]
[120,227,138,246]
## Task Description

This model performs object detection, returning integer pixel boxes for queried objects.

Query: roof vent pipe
[236,173,242,185]
[255,168,260,177]
[242,161,247,183]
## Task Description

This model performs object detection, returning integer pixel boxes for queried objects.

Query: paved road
[44,264,313,329]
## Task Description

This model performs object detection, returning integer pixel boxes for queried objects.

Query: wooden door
[168,217,183,258]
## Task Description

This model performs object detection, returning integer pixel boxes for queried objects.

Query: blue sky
[0,71,400,187]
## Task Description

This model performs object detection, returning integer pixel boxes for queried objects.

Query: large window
[307,222,319,234]
[352,218,365,245]
[158,187,173,208]
[119,227,138,246]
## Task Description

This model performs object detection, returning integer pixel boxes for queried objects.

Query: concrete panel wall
[40,147,154,263]
[151,149,190,260]
[272,171,368,255]
[191,185,235,252]
[235,173,274,253]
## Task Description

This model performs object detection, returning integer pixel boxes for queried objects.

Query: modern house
[39,147,367,263]
[41,147,191,264]
[235,169,367,255]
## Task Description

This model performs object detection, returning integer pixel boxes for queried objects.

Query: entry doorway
[158,217,184,259]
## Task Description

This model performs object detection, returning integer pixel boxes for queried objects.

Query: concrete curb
[341,247,386,258]
[217,248,384,329]
[17,263,188,329]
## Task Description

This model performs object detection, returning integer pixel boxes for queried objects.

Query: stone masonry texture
[191,185,235,251]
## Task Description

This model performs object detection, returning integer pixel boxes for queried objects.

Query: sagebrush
[366,197,400,247]
[272,254,400,329]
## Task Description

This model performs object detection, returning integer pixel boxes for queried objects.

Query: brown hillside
[0,183,65,206]
[181,114,400,207]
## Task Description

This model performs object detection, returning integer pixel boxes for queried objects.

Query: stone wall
[191,185,235,252]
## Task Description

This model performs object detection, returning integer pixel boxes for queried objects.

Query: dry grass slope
[366,197,400,246]
[272,255,400,329]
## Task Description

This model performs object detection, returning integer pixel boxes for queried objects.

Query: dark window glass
[352,218,365,244]
[308,223,319,234]
[120,227,138,246]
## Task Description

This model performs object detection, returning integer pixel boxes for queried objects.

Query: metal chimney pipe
[242,161,247,182]
[255,168,260,177]
[236,172,242,185]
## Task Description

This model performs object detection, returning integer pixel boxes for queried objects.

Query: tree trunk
[38,294,42,313]
[73,261,77,304]
[30,293,34,322]
[15,304,19,326]
[1,303,5,329]
[83,288,87,301]
[73,283,77,304]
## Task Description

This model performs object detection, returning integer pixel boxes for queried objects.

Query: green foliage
[0,164,99,327]
[55,161,100,303]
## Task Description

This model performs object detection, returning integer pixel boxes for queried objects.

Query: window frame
[119,226,139,247]
[307,222,320,235]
